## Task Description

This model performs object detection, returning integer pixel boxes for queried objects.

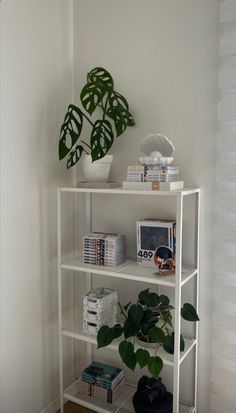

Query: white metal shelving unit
[57,186,200,413]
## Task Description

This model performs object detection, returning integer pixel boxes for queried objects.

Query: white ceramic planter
[81,154,113,182]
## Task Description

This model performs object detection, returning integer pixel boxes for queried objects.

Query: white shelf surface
[62,327,196,367]
[63,379,195,413]
[58,186,200,196]
[61,256,197,287]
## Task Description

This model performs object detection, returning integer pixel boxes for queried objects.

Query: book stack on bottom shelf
[78,361,126,405]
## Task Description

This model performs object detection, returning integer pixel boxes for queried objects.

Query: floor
[56,402,95,413]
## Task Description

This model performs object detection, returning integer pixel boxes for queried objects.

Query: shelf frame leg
[85,192,93,364]
[194,191,200,412]
[173,192,183,413]
[57,189,64,413]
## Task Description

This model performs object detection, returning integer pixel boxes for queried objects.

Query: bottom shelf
[63,379,195,413]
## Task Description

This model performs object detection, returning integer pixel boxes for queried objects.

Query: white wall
[74,1,219,412]
[0,1,74,412]
[0,1,220,412]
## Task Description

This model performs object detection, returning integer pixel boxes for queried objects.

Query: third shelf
[62,327,196,367]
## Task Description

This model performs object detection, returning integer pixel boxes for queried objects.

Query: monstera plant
[97,288,199,378]
[59,67,135,169]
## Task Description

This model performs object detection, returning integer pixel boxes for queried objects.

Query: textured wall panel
[211,1,236,412]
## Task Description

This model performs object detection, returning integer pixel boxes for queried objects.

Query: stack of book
[83,232,126,267]
[145,165,180,182]
[103,234,126,267]
[79,361,126,404]
[83,287,118,335]
[123,165,183,191]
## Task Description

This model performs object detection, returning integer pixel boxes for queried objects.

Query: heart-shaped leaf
[148,326,165,344]
[91,120,114,161]
[140,322,150,335]
[80,81,106,115]
[128,304,144,325]
[136,348,150,368]
[112,324,123,339]
[97,325,114,349]
[159,295,170,307]
[125,351,137,371]
[119,341,137,371]
[138,289,150,302]
[140,292,159,308]
[163,333,185,354]
[123,318,140,339]
[66,145,84,169]
[119,341,134,362]
[87,67,114,91]
[59,105,83,160]
[181,303,199,322]
[162,311,173,328]
[148,356,163,378]
[142,310,155,323]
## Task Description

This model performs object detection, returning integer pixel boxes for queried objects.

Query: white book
[122,180,184,191]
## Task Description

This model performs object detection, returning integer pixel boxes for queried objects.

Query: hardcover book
[81,361,125,391]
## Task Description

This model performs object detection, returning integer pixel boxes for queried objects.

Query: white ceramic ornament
[138,133,175,166]
[141,133,175,157]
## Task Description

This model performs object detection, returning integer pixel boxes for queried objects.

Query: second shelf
[61,256,198,287]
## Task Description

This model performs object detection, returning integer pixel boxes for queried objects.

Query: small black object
[137,376,166,405]
[133,376,172,413]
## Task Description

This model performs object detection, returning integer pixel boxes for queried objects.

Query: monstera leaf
[106,91,135,136]
[108,91,129,111]
[90,120,114,161]
[127,111,135,126]
[87,67,114,92]
[80,82,106,115]
[107,105,129,136]
[66,145,84,169]
[59,105,83,160]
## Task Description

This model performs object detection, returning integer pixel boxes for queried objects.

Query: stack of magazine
[123,165,183,191]
[83,287,118,335]
[79,361,126,404]
[83,232,126,267]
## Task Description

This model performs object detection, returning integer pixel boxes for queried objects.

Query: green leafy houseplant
[59,67,135,169]
[97,288,199,378]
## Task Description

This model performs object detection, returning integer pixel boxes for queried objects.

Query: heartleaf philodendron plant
[59,67,135,169]
[97,289,199,378]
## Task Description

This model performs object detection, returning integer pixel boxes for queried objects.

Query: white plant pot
[81,154,113,183]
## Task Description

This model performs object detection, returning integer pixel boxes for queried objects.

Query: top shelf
[58,186,200,196]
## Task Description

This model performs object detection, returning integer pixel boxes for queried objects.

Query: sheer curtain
[211,1,236,412]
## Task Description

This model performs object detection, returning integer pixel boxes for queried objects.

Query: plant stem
[103,92,110,120]
[118,302,127,320]
[155,344,161,357]
[81,110,94,127]
[81,140,92,151]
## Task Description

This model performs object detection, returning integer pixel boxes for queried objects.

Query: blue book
[81,361,124,390]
